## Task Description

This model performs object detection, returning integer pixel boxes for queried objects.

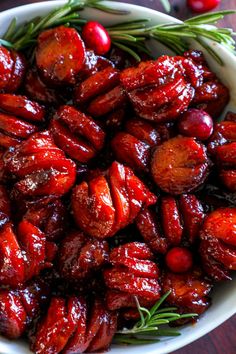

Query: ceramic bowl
[0,1,235,353]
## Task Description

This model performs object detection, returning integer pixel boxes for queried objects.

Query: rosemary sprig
[114,291,197,345]
[1,0,129,51]
[107,10,236,64]
[1,1,235,65]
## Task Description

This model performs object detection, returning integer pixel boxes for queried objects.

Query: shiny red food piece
[111,118,163,172]
[78,49,113,80]
[0,94,45,122]
[4,131,76,197]
[187,0,220,13]
[104,268,160,300]
[32,297,78,354]
[0,223,25,287]
[36,26,85,85]
[87,85,126,117]
[104,242,160,302]
[0,277,50,339]
[86,301,117,353]
[0,46,13,90]
[179,194,205,244]
[120,55,203,122]
[5,51,26,93]
[161,196,183,246]
[0,220,52,287]
[32,296,117,354]
[63,297,87,354]
[72,176,115,239]
[24,67,60,104]
[128,79,194,123]
[82,21,111,55]
[0,185,11,228]
[200,208,236,277]
[51,105,105,163]
[136,193,204,254]
[0,152,7,182]
[208,119,236,191]
[105,289,155,311]
[162,269,212,315]
[23,199,67,241]
[151,136,209,194]
[74,66,119,105]
[0,291,27,339]
[165,247,193,273]
[72,161,157,238]
[17,220,48,280]
[178,108,213,140]
[58,231,109,280]
[111,132,150,172]
[193,81,229,118]
[0,112,38,149]
[136,209,168,254]
[220,170,236,192]
[120,56,176,91]
[17,277,51,321]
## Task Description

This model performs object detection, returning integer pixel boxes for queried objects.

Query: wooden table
[0,0,236,353]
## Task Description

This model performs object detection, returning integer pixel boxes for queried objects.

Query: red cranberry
[82,21,111,55]
[178,109,213,140]
[187,0,220,13]
[165,247,193,273]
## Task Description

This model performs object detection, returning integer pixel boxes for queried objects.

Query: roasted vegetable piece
[72,161,157,238]
[0,185,11,228]
[74,66,126,118]
[58,231,109,280]
[24,67,61,104]
[74,66,119,105]
[151,136,209,194]
[111,118,170,172]
[0,220,51,287]
[0,94,45,122]
[104,242,161,311]
[208,118,236,191]
[0,220,54,287]
[162,269,212,316]
[0,46,14,90]
[78,49,113,80]
[193,81,229,118]
[200,208,236,280]
[50,105,105,163]
[23,198,67,241]
[36,26,85,85]
[4,130,76,197]
[136,194,205,253]
[0,112,38,149]
[120,55,202,123]
[136,208,169,254]
[5,51,26,93]
[161,196,183,246]
[31,297,117,354]
[0,277,50,339]
[0,291,26,339]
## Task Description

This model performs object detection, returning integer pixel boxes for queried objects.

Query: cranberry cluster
[0,24,235,354]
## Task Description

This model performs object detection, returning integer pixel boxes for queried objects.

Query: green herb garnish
[1,1,235,65]
[107,10,236,64]
[114,291,197,345]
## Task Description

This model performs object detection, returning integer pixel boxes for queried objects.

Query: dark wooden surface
[0,0,236,353]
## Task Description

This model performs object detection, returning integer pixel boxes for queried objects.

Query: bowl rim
[0,2,235,354]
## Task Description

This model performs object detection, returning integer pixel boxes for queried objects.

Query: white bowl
[0,1,235,353]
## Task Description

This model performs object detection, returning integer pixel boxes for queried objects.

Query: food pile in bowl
[0,1,235,354]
